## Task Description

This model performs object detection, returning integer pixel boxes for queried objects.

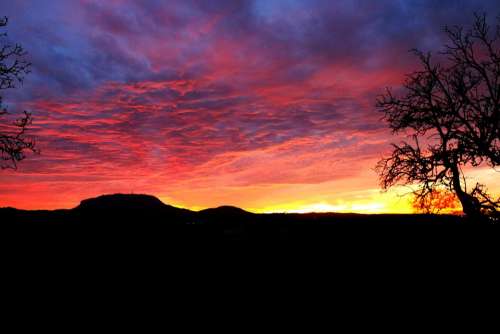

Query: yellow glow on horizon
[261,202,386,214]
[158,186,419,214]
[254,201,412,214]
[250,189,416,214]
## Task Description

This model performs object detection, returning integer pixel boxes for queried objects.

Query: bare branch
[0,16,36,169]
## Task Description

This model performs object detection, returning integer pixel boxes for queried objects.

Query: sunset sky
[1,0,499,213]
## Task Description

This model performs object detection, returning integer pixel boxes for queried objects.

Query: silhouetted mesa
[76,194,192,218]
[77,194,167,211]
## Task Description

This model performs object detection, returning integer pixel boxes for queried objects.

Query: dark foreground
[1,194,495,243]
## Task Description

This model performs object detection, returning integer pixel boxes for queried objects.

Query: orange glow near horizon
[1,141,498,214]
[4,167,497,214]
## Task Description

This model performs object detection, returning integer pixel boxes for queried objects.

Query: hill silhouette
[0,193,487,241]
[75,194,193,220]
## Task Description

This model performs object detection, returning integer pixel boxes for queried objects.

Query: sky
[0,0,499,212]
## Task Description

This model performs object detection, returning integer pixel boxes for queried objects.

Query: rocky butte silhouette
[75,193,194,222]
[78,194,170,211]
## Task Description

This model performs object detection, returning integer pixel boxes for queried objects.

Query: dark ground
[1,194,494,243]
[2,194,496,320]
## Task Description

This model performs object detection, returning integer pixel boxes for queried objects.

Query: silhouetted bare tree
[377,14,499,220]
[0,17,35,169]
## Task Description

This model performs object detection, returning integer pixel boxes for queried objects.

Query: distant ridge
[199,206,253,216]
[76,194,255,217]
[0,193,475,241]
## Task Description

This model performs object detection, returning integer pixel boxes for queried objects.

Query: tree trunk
[449,164,482,218]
